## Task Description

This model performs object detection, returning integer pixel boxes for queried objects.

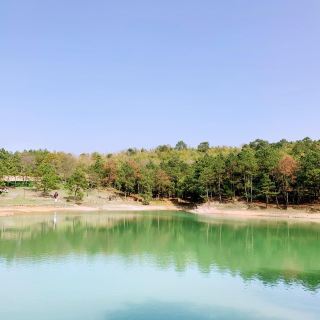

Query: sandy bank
[1,202,320,223]
[191,203,320,222]
[0,203,179,217]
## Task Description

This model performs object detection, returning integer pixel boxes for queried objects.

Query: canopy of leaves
[1,138,320,207]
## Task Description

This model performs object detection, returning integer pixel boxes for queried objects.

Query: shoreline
[190,204,320,223]
[1,202,320,222]
[0,203,179,217]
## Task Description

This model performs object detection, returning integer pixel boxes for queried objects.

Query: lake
[0,211,319,319]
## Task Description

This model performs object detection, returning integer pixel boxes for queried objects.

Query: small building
[2,176,37,187]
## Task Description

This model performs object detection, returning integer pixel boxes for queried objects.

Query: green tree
[224,151,241,200]
[306,169,320,201]
[260,174,277,208]
[0,149,11,182]
[88,153,105,189]
[0,161,6,186]
[116,160,138,198]
[296,147,320,203]
[66,168,88,201]
[37,163,60,194]
[161,154,188,198]
[8,153,22,178]
[197,142,210,153]
[238,147,258,203]
[212,154,226,203]
[156,145,172,153]
[139,164,155,202]
[175,140,187,151]
[194,155,212,201]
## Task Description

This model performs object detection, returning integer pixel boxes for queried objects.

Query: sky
[1,0,320,153]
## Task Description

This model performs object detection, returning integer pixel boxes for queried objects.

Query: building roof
[3,176,37,182]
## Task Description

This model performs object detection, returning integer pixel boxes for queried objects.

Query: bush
[141,192,152,205]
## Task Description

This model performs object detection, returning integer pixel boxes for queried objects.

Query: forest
[0,138,320,207]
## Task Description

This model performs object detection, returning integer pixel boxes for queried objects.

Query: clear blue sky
[1,0,319,153]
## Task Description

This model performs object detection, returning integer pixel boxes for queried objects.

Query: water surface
[0,211,319,319]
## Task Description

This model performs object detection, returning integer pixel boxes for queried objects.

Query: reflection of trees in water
[0,214,320,290]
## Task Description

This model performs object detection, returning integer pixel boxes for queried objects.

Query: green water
[0,211,319,319]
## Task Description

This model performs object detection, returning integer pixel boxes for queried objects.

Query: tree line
[0,137,319,207]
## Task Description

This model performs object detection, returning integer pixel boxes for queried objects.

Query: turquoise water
[0,211,319,319]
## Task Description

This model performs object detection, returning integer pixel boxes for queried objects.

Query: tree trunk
[244,175,248,203]
[266,195,268,208]
[250,175,253,203]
